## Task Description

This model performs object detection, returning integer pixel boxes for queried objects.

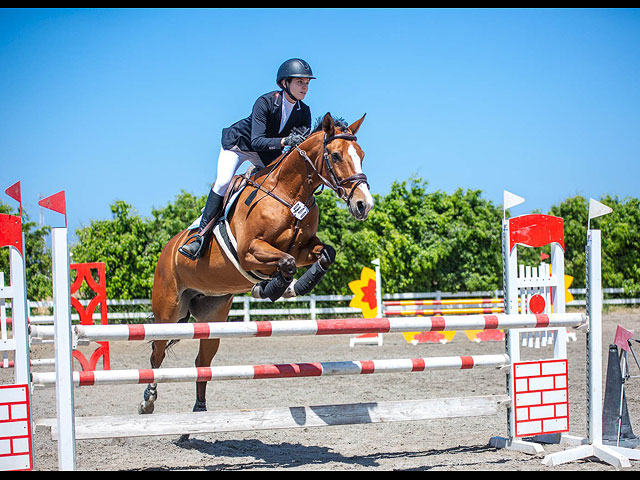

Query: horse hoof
[138,401,155,415]
[193,401,207,413]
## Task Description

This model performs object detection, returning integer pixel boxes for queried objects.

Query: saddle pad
[186,188,245,232]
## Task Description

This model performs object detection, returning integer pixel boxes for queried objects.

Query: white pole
[10,245,30,387]
[586,229,603,446]
[374,259,383,345]
[52,227,76,471]
[374,259,382,316]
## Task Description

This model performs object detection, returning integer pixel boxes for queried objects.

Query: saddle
[186,166,257,232]
[210,166,273,284]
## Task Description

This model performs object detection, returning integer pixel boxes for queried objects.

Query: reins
[246,131,369,210]
[241,131,369,254]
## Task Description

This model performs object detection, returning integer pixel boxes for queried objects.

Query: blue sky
[1,8,639,235]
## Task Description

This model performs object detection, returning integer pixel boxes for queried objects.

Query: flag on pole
[4,181,22,218]
[588,198,613,220]
[503,190,525,219]
[614,325,634,353]
[588,198,613,230]
[38,190,67,228]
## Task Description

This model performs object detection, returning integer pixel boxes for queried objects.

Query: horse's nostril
[357,201,365,214]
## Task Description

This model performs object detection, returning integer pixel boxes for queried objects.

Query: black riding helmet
[276,58,315,101]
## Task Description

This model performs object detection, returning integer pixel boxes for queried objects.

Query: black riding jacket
[221,90,312,166]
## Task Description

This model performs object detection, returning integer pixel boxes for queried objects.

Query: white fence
[23,287,639,324]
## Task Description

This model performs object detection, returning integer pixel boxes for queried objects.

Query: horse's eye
[331,152,342,162]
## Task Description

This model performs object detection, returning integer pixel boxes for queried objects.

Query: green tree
[315,177,504,295]
[71,201,155,299]
[148,189,207,259]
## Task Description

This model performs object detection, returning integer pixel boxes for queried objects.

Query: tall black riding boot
[179,190,224,260]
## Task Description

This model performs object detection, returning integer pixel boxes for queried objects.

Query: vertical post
[9,246,30,387]
[243,297,250,322]
[52,227,76,471]
[373,258,383,345]
[310,295,317,321]
[3,236,34,470]
[550,241,568,360]
[586,229,603,446]
[374,261,382,319]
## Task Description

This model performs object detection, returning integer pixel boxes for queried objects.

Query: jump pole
[31,354,511,387]
[30,313,586,343]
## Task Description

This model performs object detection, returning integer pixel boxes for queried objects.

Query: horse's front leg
[244,239,297,302]
[284,236,336,298]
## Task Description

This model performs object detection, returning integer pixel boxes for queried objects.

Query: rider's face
[285,78,310,101]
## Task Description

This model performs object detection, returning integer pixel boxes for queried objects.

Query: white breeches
[212,147,264,196]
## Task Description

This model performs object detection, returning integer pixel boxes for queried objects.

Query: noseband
[296,133,370,204]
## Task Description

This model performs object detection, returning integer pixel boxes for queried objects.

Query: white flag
[504,190,525,210]
[503,191,525,219]
[588,198,613,221]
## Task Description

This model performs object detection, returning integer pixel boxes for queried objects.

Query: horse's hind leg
[138,338,170,414]
[139,293,192,415]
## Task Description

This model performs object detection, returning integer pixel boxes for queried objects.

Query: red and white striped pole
[29,313,586,343]
[31,353,510,388]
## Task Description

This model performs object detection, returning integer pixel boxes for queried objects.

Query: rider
[179,58,315,260]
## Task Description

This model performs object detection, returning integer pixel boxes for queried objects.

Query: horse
[139,113,374,419]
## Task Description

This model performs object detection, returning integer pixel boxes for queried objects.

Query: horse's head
[315,113,374,221]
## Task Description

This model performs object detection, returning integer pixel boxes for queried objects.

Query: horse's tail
[166,312,190,350]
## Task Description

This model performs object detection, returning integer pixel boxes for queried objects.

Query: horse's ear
[322,112,335,137]
[349,114,366,135]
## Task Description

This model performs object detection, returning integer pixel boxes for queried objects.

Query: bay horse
[139,113,374,418]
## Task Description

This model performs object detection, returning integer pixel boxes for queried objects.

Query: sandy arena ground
[4,309,640,471]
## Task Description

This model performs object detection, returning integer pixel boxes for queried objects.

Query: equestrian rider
[179,58,315,260]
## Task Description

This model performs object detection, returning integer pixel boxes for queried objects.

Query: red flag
[614,325,634,352]
[38,190,67,227]
[5,181,21,203]
[540,252,550,261]
[4,181,22,218]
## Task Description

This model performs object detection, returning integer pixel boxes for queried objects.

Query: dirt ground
[5,309,640,471]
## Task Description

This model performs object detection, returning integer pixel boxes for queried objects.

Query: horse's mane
[311,116,349,134]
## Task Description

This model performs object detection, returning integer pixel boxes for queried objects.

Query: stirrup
[178,232,206,260]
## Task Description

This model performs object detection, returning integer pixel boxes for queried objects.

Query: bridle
[296,132,370,204]
[240,130,370,256]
